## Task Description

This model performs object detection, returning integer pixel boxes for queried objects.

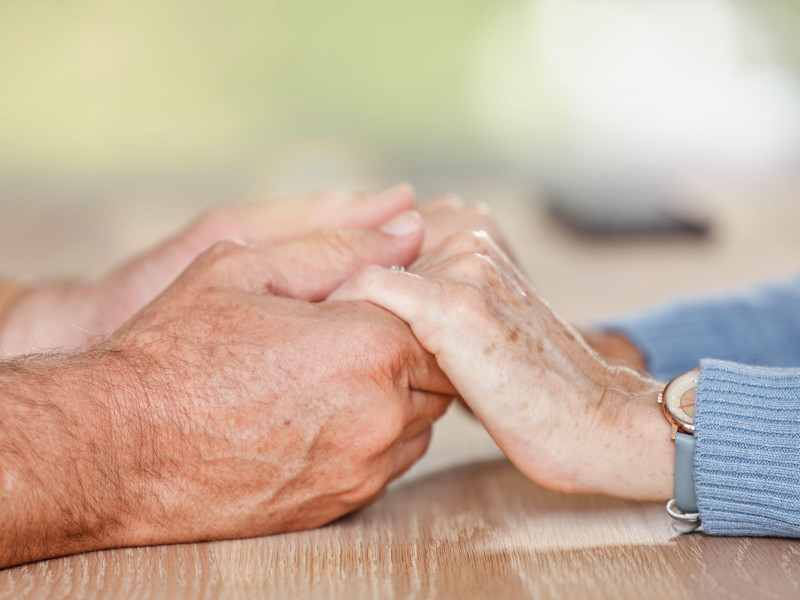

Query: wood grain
[1,181,799,599]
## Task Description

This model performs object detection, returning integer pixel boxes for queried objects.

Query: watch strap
[674,432,698,514]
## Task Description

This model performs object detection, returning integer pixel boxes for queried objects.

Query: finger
[412,229,498,274]
[403,391,453,441]
[404,334,458,396]
[189,184,417,247]
[389,427,433,482]
[413,231,529,295]
[262,211,425,300]
[291,184,417,234]
[419,203,520,267]
[420,193,465,214]
[328,265,444,353]
[193,210,424,300]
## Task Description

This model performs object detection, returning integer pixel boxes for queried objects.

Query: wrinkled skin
[331,229,673,502]
[0,185,416,355]
[105,231,455,543]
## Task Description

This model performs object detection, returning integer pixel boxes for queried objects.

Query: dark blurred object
[544,181,711,238]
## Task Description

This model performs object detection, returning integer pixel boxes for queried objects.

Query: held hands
[331,229,674,502]
[0,185,416,355]
[5,210,456,566]
[102,211,457,548]
[0,186,504,356]
[0,188,670,569]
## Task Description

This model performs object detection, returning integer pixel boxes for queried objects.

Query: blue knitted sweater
[602,273,800,537]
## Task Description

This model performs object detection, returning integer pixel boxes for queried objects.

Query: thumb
[251,210,424,300]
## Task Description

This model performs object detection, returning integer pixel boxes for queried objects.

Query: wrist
[579,372,675,501]
[0,349,154,566]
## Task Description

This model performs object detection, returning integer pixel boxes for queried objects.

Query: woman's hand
[331,230,675,501]
[420,194,517,261]
[0,185,415,355]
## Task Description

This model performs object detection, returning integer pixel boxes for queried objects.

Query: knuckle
[317,230,361,266]
[350,472,387,504]
[444,280,491,323]
[455,252,497,281]
[336,450,390,504]
[444,230,493,256]
[459,282,490,312]
[201,239,254,273]
[207,238,250,260]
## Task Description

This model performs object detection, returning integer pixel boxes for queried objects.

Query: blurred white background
[1,0,798,204]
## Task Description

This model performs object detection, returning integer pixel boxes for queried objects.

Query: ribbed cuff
[695,359,800,537]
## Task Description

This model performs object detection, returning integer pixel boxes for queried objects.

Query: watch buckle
[666,499,701,534]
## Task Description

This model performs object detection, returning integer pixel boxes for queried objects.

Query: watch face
[663,369,698,433]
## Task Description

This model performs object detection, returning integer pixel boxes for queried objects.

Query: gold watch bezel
[657,368,699,439]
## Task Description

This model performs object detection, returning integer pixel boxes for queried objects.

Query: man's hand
[0,210,455,568]
[0,185,415,355]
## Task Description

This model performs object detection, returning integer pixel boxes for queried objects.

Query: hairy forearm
[0,351,145,568]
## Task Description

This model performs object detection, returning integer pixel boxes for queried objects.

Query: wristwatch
[657,368,701,531]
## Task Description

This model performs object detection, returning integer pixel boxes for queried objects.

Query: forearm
[594,272,800,381]
[0,351,143,568]
[577,370,674,501]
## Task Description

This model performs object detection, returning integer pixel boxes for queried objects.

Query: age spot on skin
[484,343,497,357]
[507,329,519,343]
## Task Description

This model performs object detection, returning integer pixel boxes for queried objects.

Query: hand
[423,195,649,377]
[0,184,415,355]
[331,230,674,501]
[0,210,456,567]
[420,194,517,261]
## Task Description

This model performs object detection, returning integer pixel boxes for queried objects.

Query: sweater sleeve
[695,359,800,537]
[597,272,800,381]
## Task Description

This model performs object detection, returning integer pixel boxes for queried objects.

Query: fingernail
[379,210,423,236]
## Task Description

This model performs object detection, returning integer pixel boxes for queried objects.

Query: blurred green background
[1,0,799,201]
[0,0,512,186]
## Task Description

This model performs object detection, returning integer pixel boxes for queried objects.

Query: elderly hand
[0,211,456,568]
[331,230,674,502]
[420,194,516,260]
[0,185,415,355]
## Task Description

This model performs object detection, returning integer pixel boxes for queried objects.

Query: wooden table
[1,179,799,599]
